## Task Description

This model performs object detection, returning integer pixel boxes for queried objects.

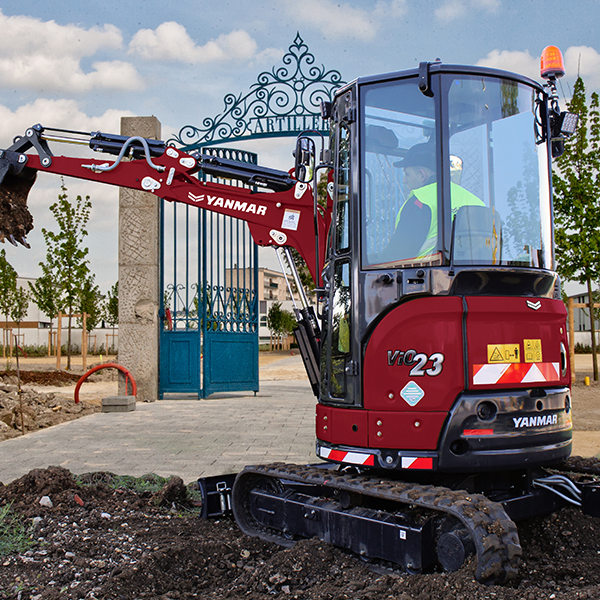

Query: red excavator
[0,46,596,584]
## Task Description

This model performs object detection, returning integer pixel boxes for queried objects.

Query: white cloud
[0,56,144,94]
[0,10,143,93]
[284,0,381,41]
[564,46,600,89]
[476,49,539,80]
[374,0,409,20]
[435,0,467,20]
[129,23,265,63]
[473,0,501,10]
[0,98,136,288]
[435,0,500,21]
[281,0,408,41]
[477,46,600,90]
[0,98,135,143]
[0,10,122,56]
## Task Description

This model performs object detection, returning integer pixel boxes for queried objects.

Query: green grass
[75,472,172,494]
[74,472,204,510]
[0,504,34,557]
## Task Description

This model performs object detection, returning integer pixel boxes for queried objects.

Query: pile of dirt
[0,370,80,387]
[1,466,600,599]
[0,381,99,442]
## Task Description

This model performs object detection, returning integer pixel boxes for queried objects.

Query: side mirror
[320,101,333,120]
[294,136,316,183]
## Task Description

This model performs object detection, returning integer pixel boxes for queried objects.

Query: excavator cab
[312,61,574,473]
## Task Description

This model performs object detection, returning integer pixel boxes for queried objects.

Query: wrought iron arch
[168,33,346,150]
[160,35,345,397]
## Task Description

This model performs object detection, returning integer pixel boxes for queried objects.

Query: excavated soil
[0,371,101,441]
[1,359,600,598]
[1,465,600,599]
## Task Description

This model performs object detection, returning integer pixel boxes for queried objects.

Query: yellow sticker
[487,344,520,363]
[523,339,542,363]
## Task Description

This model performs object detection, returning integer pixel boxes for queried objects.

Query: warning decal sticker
[281,209,301,231]
[487,344,520,363]
[524,339,543,363]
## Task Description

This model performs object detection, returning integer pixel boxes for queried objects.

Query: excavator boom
[0,124,330,284]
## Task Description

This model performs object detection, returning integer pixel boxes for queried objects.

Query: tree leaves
[553,77,600,286]
[553,76,600,378]
[38,179,94,368]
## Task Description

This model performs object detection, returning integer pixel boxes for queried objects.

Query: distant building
[0,277,117,353]
[568,292,600,348]
[225,267,315,342]
[0,277,52,348]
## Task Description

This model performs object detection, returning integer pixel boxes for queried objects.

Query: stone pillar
[118,116,161,402]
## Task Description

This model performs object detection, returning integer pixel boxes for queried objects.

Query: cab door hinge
[345,360,358,376]
[344,107,356,124]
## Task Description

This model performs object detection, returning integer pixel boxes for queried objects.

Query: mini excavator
[0,46,597,584]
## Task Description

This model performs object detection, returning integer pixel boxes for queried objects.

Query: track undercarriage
[198,460,600,585]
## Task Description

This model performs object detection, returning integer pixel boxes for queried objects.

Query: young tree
[267,301,297,349]
[553,76,600,379]
[78,274,104,336]
[105,281,118,326]
[10,285,29,353]
[0,249,18,359]
[28,270,59,355]
[105,281,118,353]
[41,179,92,369]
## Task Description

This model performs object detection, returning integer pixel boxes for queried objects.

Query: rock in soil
[1,466,600,599]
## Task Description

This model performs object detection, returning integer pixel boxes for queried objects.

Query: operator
[372,143,484,264]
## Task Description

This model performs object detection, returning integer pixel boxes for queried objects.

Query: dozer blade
[0,153,36,248]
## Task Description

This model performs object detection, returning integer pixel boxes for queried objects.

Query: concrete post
[118,116,161,402]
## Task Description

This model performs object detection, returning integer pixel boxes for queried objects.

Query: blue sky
[0,0,598,292]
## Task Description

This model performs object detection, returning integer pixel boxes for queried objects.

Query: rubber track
[233,462,521,584]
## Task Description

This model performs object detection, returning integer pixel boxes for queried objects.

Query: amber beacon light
[540,45,566,79]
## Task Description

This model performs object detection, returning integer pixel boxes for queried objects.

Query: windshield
[361,73,552,270]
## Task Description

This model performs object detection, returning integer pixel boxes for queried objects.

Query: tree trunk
[587,277,598,381]
[3,318,7,359]
[67,312,72,371]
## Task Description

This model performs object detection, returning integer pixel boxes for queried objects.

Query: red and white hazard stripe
[463,429,494,436]
[319,447,435,470]
[401,457,433,470]
[473,362,560,386]
[319,447,375,466]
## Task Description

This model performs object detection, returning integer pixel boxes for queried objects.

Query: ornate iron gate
[159,34,344,397]
[159,149,259,398]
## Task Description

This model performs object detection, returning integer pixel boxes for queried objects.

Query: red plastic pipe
[74,363,137,404]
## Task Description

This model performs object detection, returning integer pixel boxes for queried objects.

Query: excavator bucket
[0,153,36,248]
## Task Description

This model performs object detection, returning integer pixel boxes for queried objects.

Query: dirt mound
[0,379,100,442]
[2,467,600,599]
[0,370,81,386]
[3,466,80,502]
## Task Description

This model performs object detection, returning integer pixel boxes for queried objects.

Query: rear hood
[466,296,570,390]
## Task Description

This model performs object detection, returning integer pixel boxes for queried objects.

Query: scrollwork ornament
[168,33,345,150]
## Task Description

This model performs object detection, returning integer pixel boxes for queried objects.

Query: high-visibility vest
[395,182,485,257]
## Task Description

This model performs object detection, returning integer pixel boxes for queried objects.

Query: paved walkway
[0,354,598,485]
[0,378,315,485]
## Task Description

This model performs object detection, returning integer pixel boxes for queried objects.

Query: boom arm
[0,125,331,285]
